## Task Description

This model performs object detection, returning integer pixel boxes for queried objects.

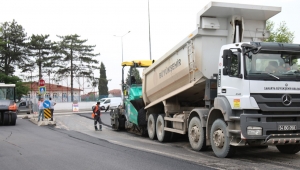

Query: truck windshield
[244,51,300,81]
[0,87,15,100]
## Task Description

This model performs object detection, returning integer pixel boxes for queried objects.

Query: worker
[265,61,278,73]
[38,98,45,122]
[93,101,102,131]
[49,97,56,121]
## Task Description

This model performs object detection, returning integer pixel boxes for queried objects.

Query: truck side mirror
[222,49,233,75]
[222,50,229,66]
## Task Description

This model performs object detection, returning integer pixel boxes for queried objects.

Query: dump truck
[0,83,17,125]
[111,1,300,158]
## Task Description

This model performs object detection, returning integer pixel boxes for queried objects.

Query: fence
[21,95,110,103]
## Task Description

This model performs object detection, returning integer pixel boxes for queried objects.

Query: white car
[99,97,122,111]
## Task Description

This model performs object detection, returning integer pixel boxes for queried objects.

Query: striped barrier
[44,109,52,119]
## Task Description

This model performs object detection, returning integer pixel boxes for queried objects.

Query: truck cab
[218,42,300,144]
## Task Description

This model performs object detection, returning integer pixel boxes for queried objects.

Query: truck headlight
[247,126,262,135]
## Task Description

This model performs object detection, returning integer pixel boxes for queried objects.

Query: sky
[1,0,299,94]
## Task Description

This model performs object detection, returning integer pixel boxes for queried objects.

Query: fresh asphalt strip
[76,113,112,128]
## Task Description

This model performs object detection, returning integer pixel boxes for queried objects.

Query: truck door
[220,49,248,109]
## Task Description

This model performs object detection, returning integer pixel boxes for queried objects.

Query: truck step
[229,116,240,120]
[164,127,186,134]
[228,130,241,134]
[164,117,184,122]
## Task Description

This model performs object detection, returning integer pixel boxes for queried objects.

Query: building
[24,82,82,102]
[108,89,121,97]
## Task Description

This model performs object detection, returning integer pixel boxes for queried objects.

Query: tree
[28,34,59,79]
[0,20,31,75]
[0,73,29,100]
[54,34,100,101]
[126,67,142,84]
[265,21,294,43]
[98,62,108,98]
[0,27,5,51]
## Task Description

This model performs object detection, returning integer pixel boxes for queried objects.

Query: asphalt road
[54,112,300,170]
[0,118,211,170]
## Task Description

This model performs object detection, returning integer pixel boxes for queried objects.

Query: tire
[147,114,158,140]
[156,114,172,142]
[10,113,16,126]
[210,119,236,158]
[140,126,148,137]
[188,117,206,151]
[138,108,147,126]
[2,113,9,125]
[101,106,105,110]
[276,145,300,154]
[112,118,119,130]
[118,117,126,129]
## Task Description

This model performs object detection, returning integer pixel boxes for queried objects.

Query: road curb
[29,117,56,126]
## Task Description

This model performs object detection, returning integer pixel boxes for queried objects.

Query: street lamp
[114,31,130,62]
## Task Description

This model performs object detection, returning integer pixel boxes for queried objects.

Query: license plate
[278,125,297,131]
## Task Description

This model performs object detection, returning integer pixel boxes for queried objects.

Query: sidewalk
[18,109,91,126]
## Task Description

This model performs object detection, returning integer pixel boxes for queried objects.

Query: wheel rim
[213,129,225,148]
[157,120,163,136]
[149,118,154,135]
[190,125,200,142]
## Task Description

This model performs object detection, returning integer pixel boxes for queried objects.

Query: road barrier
[44,109,52,119]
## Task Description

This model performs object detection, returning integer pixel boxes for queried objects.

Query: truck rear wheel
[156,114,172,142]
[147,114,158,140]
[188,117,206,151]
[276,145,300,154]
[210,119,236,158]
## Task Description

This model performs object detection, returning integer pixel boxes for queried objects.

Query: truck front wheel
[210,119,236,158]
[147,114,158,140]
[188,117,206,151]
[276,145,300,154]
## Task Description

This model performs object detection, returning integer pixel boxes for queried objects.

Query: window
[45,93,50,98]
[229,53,239,77]
[104,99,110,103]
[0,87,14,100]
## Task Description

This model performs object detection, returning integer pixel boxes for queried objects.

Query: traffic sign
[39,79,45,86]
[39,86,46,94]
[43,100,51,108]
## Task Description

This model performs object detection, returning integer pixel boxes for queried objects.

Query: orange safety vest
[94,105,99,113]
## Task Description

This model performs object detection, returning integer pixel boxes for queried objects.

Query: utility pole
[48,70,51,98]
[148,0,152,60]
